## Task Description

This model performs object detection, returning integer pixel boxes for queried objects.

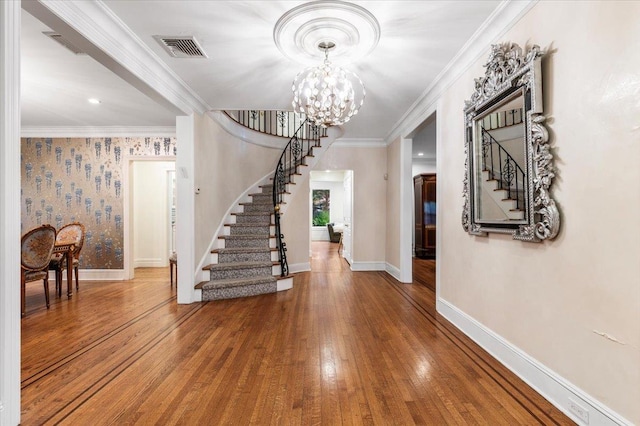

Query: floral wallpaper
[21,137,176,269]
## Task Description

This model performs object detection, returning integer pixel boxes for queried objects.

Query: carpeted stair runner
[199,185,279,300]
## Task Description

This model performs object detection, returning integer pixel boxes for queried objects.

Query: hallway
[20,243,571,424]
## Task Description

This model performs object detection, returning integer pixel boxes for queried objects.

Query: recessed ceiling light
[88,98,101,104]
[418,152,424,156]
[325,170,331,173]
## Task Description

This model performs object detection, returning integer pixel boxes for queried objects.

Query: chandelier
[292,41,365,127]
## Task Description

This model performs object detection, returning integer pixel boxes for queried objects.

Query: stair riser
[229,226,270,236]
[202,282,277,301]
[223,238,269,248]
[209,266,272,281]
[218,251,272,263]
[243,203,273,213]
[250,194,272,203]
[234,214,271,224]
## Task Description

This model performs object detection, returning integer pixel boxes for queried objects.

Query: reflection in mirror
[462,42,559,242]
[473,91,526,223]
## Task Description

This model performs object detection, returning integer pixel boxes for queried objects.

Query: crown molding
[20,126,176,138]
[22,0,209,116]
[385,0,538,143]
[332,138,386,148]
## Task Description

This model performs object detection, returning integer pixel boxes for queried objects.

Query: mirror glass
[462,43,560,242]
[472,90,526,224]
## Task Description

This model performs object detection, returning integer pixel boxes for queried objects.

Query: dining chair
[21,224,57,317]
[49,222,85,296]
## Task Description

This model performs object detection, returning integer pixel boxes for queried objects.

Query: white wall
[132,161,174,268]
[310,146,387,269]
[436,2,640,424]
[281,177,311,271]
[192,113,280,273]
[411,159,436,177]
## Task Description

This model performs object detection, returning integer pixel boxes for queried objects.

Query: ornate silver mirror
[462,42,559,242]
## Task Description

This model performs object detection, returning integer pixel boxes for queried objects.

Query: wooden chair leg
[43,277,50,309]
[75,266,79,291]
[56,269,62,297]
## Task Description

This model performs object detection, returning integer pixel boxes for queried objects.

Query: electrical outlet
[569,398,589,424]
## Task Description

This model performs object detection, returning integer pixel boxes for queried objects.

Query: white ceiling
[20,0,501,142]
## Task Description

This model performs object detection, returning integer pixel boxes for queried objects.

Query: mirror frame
[462,42,559,242]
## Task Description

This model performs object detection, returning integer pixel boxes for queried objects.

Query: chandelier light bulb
[292,44,365,127]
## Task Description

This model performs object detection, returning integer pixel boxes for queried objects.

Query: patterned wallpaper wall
[21,137,176,269]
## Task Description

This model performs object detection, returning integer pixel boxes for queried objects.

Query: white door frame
[0,1,22,423]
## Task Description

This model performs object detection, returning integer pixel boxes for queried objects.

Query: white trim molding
[332,138,386,148]
[21,0,208,116]
[1,1,22,424]
[21,126,176,138]
[437,298,631,426]
[385,262,401,282]
[206,111,289,150]
[385,0,537,143]
[288,262,311,274]
[350,261,386,272]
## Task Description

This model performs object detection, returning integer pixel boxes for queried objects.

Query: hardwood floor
[21,242,572,425]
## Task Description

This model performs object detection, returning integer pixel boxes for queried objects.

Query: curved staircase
[195,113,336,301]
[198,184,281,300]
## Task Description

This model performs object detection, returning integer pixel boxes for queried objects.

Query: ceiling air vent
[153,36,208,58]
[42,31,86,55]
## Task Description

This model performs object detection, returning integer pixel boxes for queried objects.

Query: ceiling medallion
[274,0,380,66]
[277,1,377,127]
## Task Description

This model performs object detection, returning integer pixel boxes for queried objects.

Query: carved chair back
[56,222,85,260]
[21,224,57,272]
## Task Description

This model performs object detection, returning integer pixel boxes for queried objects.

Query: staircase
[480,126,526,221]
[196,114,337,301]
[481,170,525,221]
[197,184,285,300]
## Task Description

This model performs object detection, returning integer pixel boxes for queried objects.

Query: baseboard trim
[134,259,165,268]
[48,269,126,281]
[437,297,630,426]
[350,261,386,272]
[385,262,401,281]
[288,262,311,274]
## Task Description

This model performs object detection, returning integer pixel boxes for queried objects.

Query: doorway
[309,170,353,264]
[410,112,437,293]
[127,159,175,278]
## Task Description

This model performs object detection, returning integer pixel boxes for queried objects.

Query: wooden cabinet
[414,173,436,258]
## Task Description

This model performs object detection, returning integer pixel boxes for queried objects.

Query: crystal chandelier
[292,42,365,127]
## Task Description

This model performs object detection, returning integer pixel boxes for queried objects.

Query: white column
[0,1,22,424]
[175,115,196,304]
[399,137,413,283]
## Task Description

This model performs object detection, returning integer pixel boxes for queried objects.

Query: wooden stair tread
[225,222,274,227]
[200,275,276,290]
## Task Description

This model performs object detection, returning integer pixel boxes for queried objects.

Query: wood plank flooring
[21,242,573,425]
